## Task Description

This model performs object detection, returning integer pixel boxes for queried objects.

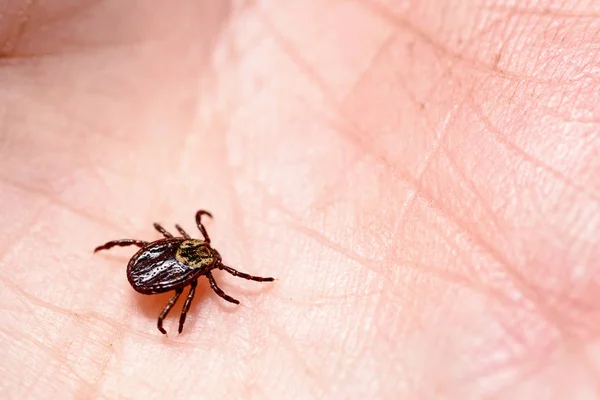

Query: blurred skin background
[1,1,599,399]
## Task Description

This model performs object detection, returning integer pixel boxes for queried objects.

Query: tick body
[94,210,274,335]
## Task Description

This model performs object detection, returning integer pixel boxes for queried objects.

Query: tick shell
[127,238,219,294]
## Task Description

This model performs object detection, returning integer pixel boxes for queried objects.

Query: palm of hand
[1,2,598,399]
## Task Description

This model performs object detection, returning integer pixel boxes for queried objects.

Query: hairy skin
[1,1,599,399]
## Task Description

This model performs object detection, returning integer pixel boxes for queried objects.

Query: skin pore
[1,1,599,399]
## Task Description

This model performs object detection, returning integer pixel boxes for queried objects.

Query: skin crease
[0,0,599,398]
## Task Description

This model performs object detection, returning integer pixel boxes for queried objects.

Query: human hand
[1,1,599,399]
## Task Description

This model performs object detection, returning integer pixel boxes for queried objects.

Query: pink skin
[1,1,599,399]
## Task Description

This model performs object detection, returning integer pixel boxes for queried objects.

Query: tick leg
[178,280,197,334]
[157,287,183,335]
[175,224,191,239]
[153,223,173,238]
[207,272,240,304]
[220,265,275,282]
[94,239,148,253]
[195,210,213,244]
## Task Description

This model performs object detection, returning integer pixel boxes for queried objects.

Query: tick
[94,210,274,335]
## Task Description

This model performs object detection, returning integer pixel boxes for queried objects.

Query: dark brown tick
[94,210,274,335]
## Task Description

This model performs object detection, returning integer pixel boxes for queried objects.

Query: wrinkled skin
[1,1,599,399]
